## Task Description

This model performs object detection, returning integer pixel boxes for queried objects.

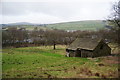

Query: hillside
[2,20,106,31]
[46,20,106,31]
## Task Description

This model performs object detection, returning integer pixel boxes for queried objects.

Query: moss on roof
[67,38,102,50]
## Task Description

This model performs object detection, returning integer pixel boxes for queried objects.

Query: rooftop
[67,38,102,50]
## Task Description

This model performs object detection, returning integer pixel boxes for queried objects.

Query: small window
[100,45,103,49]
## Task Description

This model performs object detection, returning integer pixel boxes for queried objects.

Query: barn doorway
[76,49,81,57]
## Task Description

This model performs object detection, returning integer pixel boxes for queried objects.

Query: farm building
[66,38,111,58]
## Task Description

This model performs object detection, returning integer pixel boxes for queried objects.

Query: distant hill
[46,20,106,31]
[7,22,34,26]
[1,22,45,27]
[1,20,107,31]
[1,22,34,27]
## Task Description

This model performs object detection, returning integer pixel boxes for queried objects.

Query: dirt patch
[79,68,93,77]
[73,66,76,69]
[102,56,120,64]
[100,70,119,78]
[43,72,53,78]
[101,74,107,78]
[77,67,119,78]
[98,63,105,66]
[94,73,100,77]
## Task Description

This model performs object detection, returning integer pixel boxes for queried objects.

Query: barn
[66,38,111,58]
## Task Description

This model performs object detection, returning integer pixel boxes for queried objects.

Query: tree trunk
[53,43,56,50]
[118,28,120,46]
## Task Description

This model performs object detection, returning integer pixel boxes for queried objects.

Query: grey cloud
[1,2,82,18]
[1,1,112,24]
[2,2,28,16]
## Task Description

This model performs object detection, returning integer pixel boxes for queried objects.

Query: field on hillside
[46,20,105,31]
[2,25,48,31]
[2,20,106,31]
[2,45,119,78]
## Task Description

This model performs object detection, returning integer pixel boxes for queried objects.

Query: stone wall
[93,41,111,57]
[81,49,93,57]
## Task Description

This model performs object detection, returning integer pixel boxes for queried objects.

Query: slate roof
[67,38,102,50]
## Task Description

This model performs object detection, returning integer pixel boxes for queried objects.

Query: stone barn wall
[93,41,111,57]
[81,49,93,57]
[66,49,94,57]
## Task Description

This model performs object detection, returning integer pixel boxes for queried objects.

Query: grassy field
[46,20,105,31]
[2,20,106,31]
[2,45,119,78]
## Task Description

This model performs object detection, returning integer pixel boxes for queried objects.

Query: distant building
[66,38,111,58]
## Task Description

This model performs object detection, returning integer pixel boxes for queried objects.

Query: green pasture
[2,45,118,78]
[46,20,105,31]
[2,20,106,31]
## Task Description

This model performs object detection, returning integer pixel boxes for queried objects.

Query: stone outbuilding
[66,38,111,58]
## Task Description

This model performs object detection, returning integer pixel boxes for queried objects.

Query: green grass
[3,20,106,31]
[46,20,106,31]
[2,45,119,78]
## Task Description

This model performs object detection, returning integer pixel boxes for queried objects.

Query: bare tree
[45,29,59,50]
[108,0,120,46]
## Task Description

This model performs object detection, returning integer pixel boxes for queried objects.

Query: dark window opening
[100,45,103,49]
[76,50,81,57]
[66,49,69,52]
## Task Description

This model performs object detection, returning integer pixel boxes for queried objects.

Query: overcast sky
[0,0,117,24]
